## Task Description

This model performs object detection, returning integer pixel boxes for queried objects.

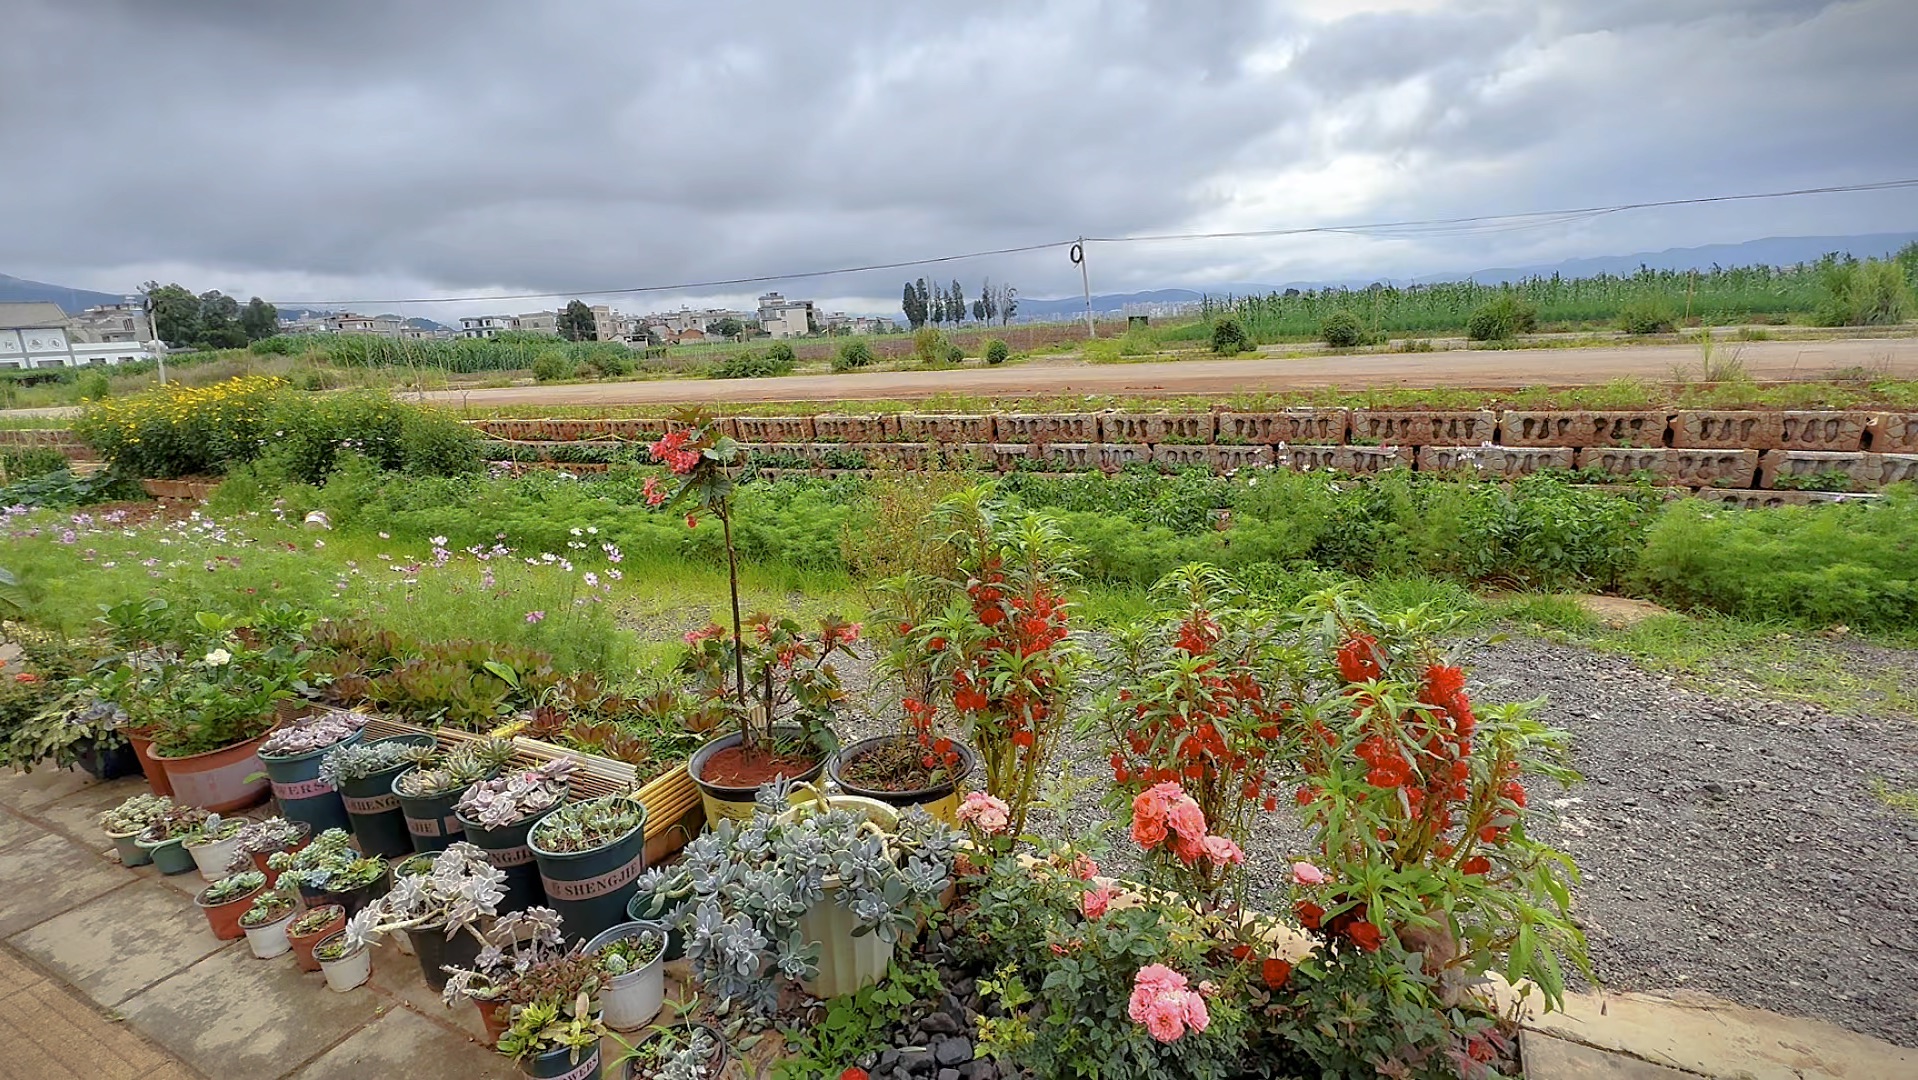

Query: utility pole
[140,290,167,385]
[1072,238,1095,339]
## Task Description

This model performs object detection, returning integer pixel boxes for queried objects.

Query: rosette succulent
[318,738,423,789]
[455,756,576,828]
[224,817,309,873]
[530,795,643,854]
[267,828,387,892]
[343,842,507,951]
[259,711,366,757]
[99,793,174,836]
[202,870,266,904]
[394,738,517,798]
[138,805,209,843]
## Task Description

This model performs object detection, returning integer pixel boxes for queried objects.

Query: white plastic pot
[777,794,899,1000]
[316,934,371,992]
[185,828,248,882]
[242,911,295,959]
[584,922,668,1032]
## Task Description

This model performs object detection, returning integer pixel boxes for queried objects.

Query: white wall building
[756,292,815,339]
[0,302,153,369]
[458,315,518,339]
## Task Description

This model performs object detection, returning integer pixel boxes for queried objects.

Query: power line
[272,177,1918,309]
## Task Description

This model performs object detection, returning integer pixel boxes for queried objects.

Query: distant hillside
[0,274,121,312]
[1017,232,1918,315]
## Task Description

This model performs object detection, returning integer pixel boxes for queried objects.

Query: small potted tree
[320,734,436,858]
[287,904,346,973]
[584,922,668,1031]
[455,756,576,913]
[257,710,366,834]
[181,812,251,881]
[528,796,648,943]
[392,738,518,853]
[134,805,209,875]
[224,816,311,885]
[99,793,174,867]
[194,870,269,941]
[345,842,506,992]
[238,889,300,959]
[312,929,372,992]
[267,828,389,915]
[497,992,606,1079]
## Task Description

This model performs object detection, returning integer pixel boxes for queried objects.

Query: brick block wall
[1499,410,1666,448]
[1216,410,1348,445]
[1672,411,1783,450]
[1777,411,1869,451]
[1351,410,1498,446]
[1418,446,1574,478]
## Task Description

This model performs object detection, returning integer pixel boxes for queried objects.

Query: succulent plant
[238,890,298,928]
[394,738,518,798]
[259,711,366,757]
[183,812,247,846]
[99,793,174,835]
[318,737,424,788]
[596,929,664,976]
[224,817,308,872]
[138,805,209,843]
[290,905,343,937]
[314,934,359,962]
[454,756,576,828]
[496,992,603,1066]
[266,828,387,893]
[343,843,506,952]
[622,1024,723,1080]
[673,781,958,1015]
[202,870,266,905]
[530,795,643,854]
[440,907,599,1010]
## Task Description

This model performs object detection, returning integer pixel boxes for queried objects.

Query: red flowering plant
[1098,565,1296,909]
[849,570,972,795]
[1261,585,1589,1078]
[909,486,1084,839]
[680,613,860,757]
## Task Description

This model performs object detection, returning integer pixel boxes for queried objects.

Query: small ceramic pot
[194,878,269,941]
[315,931,371,992]
[240,907,297,959]
[288,905,346,973]
[106,828,151,868]
[136,834,197,876]
[185,823,251,882]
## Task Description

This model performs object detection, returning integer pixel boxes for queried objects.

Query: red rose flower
[1345,920,1382,952]
[1294,901,1324,931]
[1261,958,1292,990]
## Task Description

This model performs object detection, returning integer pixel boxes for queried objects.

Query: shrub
[832,340,875,372]
[944,343,967,366]
[712,349,794,379]
[1617,295,1677,335]
[1210,317,1252,355]
[912,327,949,366]
[767,341,797,368]
[73,375,283,479]
[1815,258,1912,327]
[1465,295,1538,341]
[0,447,69,481]
[76,370,111,401]
[1318,311,1364,348]
[984,338,1010,365]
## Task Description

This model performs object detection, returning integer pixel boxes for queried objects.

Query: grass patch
[1872,780,1918,820]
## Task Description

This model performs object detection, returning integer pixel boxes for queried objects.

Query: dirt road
[404,336,1918,408]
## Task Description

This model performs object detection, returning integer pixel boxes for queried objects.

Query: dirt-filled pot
[241,907,296,959]
[409,923,484,993]
[584,921,668,1031]
[477,998,511,1045]
[459,806,556,915]
[122,727,172,797]
[149,727,276,813]
[260,729,362,836]
[341,734,436,859]
[296,867,390,918]
[530,802,649,945]
[195,879,269,941]
[136,834,197,875]
[288,905,346,973]
[686,727,831,829]
[521,1041,603,1080]
[315,932,371,992]
[106,828,151,868]
[825,734,976,826]
[184,821,251,882]
[393,768,479,853]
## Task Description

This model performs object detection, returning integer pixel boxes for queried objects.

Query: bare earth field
[406,336,1918,408]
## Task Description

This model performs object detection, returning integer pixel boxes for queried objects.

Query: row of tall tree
[143,282,277,350]
[901,277,1017,330]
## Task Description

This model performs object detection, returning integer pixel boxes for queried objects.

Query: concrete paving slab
[118,939,381,1080]
[10,879,230,1008]
[0,766,105,812]
[286,1004,510,1080]
[0,806,41,852]
[0,944,202,1080]
[0,832,131,938]
[366,939,491,1043]
[1523,1031,1704,1079]
[31,777,147,849]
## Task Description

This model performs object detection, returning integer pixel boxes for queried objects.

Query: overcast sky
[4,0,1915,320]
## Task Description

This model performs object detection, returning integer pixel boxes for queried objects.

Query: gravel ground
[795,629,1918,1048]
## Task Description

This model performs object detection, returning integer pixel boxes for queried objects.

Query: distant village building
[70,301,153,343]
[516,311,559,336]
[0,302,154,369]
[458,315,518,339]
[326,313,402,335]
[756,292,816,339]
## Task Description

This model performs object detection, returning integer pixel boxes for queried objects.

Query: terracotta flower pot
[251,822,312,888]
[477,998,511,1046]
[150,726,278,813]
[288,905,346,973]
[195,879,269,941]
[122,727,173,797]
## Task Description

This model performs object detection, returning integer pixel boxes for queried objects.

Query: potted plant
[194,870,269,941]
[825,723,977,826]
[288,904,346,973]
[614,1023,727,1080]
[224,816,311,885]
[675,784,958,1007]
[392,738,518,853]
[343,842,505,992]
[238,889,300,959]
[98,793,174,867]
[626,865,695,961]
[267,827,389,915]
[645,411,855,826]
[257,710,366,834]
[313,929,372,992]
[498,991,606,1079]
[134,805,209,875]
[1,680,135,779]
[320,734,436,858]
[529,795,648,943]
[181,812,251,881]
[455,756,576,913]
[441,907,593,1044]
[584,922,667,1031]
[146,623,309,812]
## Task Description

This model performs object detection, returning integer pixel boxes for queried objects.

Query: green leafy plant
[497,993,605,1066]
[1319,311,1365,348]
[833,340,876,372]
[984,338,1010,365]
[1465,296,1538,342]
[99,793,174,836]
[266,827,388,893]
[238,889,298,928]
[1209,317,1252,355]
[393,737,517,798]
[529,795,644,854]
[202,870,267,904]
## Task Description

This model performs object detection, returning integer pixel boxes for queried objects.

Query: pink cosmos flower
[524,610,545,624]
[955,792,1010,835]
[1291,861,1327,886]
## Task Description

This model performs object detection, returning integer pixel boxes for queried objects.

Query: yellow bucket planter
[824,735,976,826]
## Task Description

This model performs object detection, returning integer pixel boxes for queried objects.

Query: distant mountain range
[1014,231,1918,317]
[0,274,123,312]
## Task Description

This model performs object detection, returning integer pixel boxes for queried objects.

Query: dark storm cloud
[3,0,1914,311]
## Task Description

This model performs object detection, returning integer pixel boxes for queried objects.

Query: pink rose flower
[1203,835,1245,866]
[1081,884,1117,919]
[1291,861,1327,886]
[1166,796,1208,843]
[1127,965,1208,1043]
[956,792,1011,836]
